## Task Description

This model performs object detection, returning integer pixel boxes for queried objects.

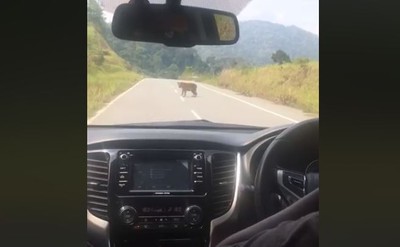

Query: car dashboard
[87,124,291,247]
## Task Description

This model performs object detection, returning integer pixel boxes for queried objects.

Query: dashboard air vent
[87,152,110,220]
[210,152,237,218]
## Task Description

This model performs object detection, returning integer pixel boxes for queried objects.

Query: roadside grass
[88,19,318,117]
[87,71,143,118]
[181,61,319,114]
[87,24,143,119]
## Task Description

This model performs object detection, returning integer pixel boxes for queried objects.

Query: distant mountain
[196,20,319,66]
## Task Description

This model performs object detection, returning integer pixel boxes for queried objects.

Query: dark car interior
[87,1,319,247]
[87,118,319,247]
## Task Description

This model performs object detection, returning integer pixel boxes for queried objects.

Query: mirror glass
[112,3,239,47]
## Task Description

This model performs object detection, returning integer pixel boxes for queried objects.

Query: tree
[163,64,180,79]
[271,50,291,64]
[88,0,106,33]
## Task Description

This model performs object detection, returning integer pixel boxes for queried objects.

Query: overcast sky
[238,0,319,35]
[102,0,319,35]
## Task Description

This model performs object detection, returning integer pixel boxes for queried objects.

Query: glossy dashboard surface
[87,124,290,247]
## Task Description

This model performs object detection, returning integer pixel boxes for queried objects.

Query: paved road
[88,78,316,127]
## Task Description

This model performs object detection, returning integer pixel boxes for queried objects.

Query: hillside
[87,23,142,118]
[196,20,319,66]
[181,61,319,114]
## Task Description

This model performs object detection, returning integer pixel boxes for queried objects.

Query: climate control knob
[184,205,203,226]
[193,153,203,161]
[119,153,129,160]
[119,206,137,225]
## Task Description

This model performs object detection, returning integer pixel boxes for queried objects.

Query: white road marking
[180,96,185,102]
[191,110,201,119]
[197,84,299,123]
[87,79,144,124]
[174,89,178,94]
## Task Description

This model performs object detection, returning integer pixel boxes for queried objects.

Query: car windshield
[87,0,319,127]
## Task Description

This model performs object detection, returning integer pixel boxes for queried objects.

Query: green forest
[88,0,319,117]
[88,0,230,79]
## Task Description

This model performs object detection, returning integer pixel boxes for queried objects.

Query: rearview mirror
[111,1,239,47]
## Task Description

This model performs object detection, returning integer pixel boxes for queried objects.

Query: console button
[139,217,149,223]
[157,224,167,229]
[193,153,203,161]
[119,206,137,225]
[172,217,182,223]
[140,223,156,229]
[184,205,203,226]
[119,166,127,171]
[120,154,128,160]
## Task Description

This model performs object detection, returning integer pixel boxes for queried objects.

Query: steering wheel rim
[254,118,319,219]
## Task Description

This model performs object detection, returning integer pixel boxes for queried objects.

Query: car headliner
[98,0,251,15]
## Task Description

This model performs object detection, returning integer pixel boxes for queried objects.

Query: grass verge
[87,24,143,119]
[181,61,319,114]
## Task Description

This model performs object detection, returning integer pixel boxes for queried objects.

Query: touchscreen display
[132,159,192,191]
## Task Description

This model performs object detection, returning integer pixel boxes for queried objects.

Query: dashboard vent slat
[90,207,108,213]
[88,200,108,207]
[88,170,108,176]
[87,175,108,182]
[88,164,109,170]
[87,152,110,221]
[210,152,237,218]
[213,174,236,182]
[87,158,109,164]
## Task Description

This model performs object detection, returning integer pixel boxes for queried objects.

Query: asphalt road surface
[88,78,316,127]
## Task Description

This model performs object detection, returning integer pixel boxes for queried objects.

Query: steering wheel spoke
[276,169,305,204]
[254,118,318,219]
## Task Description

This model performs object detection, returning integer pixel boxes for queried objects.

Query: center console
[109,150,213,247]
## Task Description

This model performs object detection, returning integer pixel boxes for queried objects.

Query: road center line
[87,79,144,124]
[197,83,299,123]
[191,110,201,119]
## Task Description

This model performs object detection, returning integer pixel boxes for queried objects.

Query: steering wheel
[254,118,319,219]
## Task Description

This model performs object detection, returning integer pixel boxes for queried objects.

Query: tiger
[177,81,197,97]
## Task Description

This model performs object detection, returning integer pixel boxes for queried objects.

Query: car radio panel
[110,149,209,233]
[114,150,206,196]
